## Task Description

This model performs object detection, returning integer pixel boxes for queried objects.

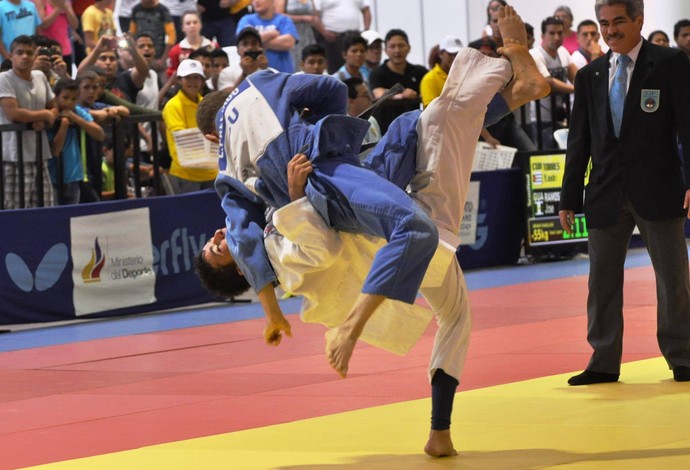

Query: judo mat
[2,249,690,469]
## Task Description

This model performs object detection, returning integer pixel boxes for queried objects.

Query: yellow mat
[26,357,690,470]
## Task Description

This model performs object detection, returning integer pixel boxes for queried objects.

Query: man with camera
[32,38,70,87]
[236,0,298,73]
[217,27,272,91]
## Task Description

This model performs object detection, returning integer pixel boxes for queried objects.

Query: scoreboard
[524,152,588,250]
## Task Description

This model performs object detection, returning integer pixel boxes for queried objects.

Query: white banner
[460,181,480,245]
[71,208,156,316]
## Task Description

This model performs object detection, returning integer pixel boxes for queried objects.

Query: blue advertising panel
[0,191,227,324]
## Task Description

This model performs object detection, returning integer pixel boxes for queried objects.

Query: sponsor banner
[71,208,156,316]
[459,181,480,245]
[0,191,224,325]
[457,168,524,269]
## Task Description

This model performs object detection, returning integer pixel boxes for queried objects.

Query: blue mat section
[464,249,653,291]
[0,248,660,352]
[0,297,303,352]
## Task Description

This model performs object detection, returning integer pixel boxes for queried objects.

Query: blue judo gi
[215,69,510,304]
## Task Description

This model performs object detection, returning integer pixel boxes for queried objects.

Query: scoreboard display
[524,152,588,249]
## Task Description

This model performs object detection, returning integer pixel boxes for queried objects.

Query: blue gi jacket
[215,70,369,293]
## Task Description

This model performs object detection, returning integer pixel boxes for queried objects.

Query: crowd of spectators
[1,0,689,210]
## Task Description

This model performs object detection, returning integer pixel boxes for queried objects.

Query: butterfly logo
[5,244,69,293]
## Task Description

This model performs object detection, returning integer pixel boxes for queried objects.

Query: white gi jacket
[265,197,457,355]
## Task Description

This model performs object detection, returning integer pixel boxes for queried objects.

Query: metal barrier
[1,95,571,209]
[0,114,165,209]
[111,113,165,200]
[515,93,571,151]
[0,123,46,210]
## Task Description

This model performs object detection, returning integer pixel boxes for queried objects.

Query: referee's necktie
[610,54,631,138]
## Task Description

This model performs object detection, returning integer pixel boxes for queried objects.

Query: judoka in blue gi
[195,6,548,457]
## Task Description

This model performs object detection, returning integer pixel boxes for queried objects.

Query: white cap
[177,59,204,77]
[440,35,463,54]
[361,30,383,47]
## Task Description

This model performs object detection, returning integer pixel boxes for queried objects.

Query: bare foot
[495,5,550,108]
[496,5,528,46]
[324,327,357,378]
[498,44,550,108]
[424,429,458,458]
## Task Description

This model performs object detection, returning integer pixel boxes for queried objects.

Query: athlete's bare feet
[495,6,550,108]
[424,429,458,458]
[325,327,357,378]
[496,5,528,46]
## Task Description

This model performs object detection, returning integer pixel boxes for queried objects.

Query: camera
[37,47,57,60]
[244,49,262,60]
[108,37,129,50]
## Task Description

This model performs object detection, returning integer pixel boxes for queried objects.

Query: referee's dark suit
[560,27,690,384]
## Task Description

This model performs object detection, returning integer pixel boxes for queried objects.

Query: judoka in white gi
[196,7,548,457]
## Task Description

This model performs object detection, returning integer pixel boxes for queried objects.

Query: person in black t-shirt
[368,28,426,133]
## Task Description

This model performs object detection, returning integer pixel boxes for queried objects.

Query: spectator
[71,0,94,64]
[35,0,79,70]
[187,48,213,95]
[32,36,70,87]
[648,30,670,47]
[276,0,320,71]
[471,36,499,58]
[100,141,116,199]
[554,5,578,54]
[129,0,176,73]
[571,20,603,69]
[78,36,121,90]
[208,48,229,90]
[481,0,506,39]
[167,11,215,77]
[81,0,115,54]
[197,0,250,47]
[313,0,370,73]
[160,0,198,44]
[369,28,426,133]
[161,59,216,193]
[47,77,105,205]
[109,34,154,103]
[237,0,298,73]
[111,33,162,176]
[343,76,379,150]
[299,42,326,74]
[76,69,129,201]
[217,26,269,90]
[472,0,505,51]
[116,0,138,33]
[420,35,461,108]
[0,35,57,209]
[360,29,382,76]
[77,36,159,114]
[0,0,42,60]
[674,19,690,60]
[331,32,368,84]
[525,22,535,49]
[529,16,577,148]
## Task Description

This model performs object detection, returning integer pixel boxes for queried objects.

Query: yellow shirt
[230,0,251,14]
[81,6,115,54]
[162,91,218,182]
[420,64,448,108]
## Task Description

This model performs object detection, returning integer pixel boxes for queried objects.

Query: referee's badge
[640,89,660,113]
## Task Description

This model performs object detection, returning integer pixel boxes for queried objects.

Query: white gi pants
[413,48,512,382]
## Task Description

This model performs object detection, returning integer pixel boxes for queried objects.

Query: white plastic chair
[553,128,569,150]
